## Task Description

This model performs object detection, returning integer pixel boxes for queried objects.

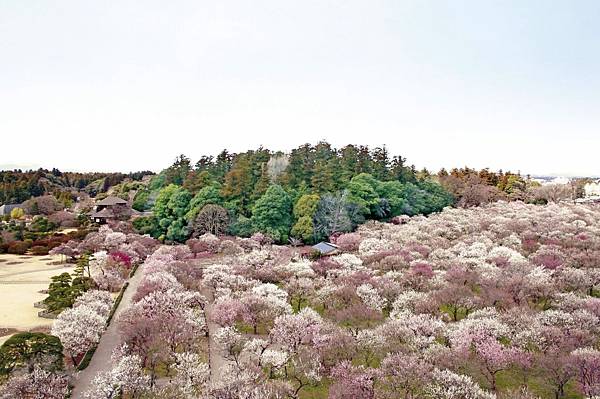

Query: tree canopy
[133,142,454,243]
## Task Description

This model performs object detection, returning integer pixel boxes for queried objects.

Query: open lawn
[0,254,74,343]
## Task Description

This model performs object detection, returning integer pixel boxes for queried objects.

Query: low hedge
[76,345,97,371]
[105,282,128,326]
[7,241,30,255]
[128,263,140,278]
[31,245,50,256]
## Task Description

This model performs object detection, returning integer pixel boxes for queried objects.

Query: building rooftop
[91,208,115,218]
[312,242,339,255]
[95,196,127,206]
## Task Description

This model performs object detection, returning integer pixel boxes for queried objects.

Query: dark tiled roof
[91,208,115,218]
[96,196,127,206]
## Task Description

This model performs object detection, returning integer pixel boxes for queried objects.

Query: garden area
[3,199,600,398]
[29,201,600,399]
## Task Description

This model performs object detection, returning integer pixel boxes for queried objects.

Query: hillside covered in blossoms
[4,200,600,398]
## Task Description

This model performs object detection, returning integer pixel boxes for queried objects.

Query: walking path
[70,265,145,398]
[201,287,230,386]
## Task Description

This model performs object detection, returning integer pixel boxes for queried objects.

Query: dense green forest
[131,142,454,243]
[0,169,153,204]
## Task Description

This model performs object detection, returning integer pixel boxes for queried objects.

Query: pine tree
[371,146,391,181]
[311,159,336,194]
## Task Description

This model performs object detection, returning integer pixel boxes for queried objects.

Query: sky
[1,0,599,176]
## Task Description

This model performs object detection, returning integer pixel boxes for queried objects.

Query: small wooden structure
[90,196,131,224]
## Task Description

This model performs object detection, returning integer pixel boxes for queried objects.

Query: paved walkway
[70,265,144,399]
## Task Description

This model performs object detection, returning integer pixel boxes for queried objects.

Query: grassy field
[0,254,74,343]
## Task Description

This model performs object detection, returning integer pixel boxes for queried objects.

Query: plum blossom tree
[356,283,387,312]
[83,349,149,399]
[119,289,206,382]
[425,368,496,399]
[328,361,378,399]
[570,347,600,397]
[210,296,247,327]
[0,365,69,399]
[51,302,106,364]
[375,353,433,399]
[171,352,210,397]
[213,326,246,368]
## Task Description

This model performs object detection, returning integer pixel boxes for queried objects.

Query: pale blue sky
[1,1,599,176]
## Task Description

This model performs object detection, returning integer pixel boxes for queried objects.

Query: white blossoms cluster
[380,310,445,350]
[356,329,386,352]
[487,246,525,264]
[332,253,364,269]
[356,284,387,312]
[252,283,288,302]
[52,290,114,358]
[83,353,149,399]
[73,290,113,318]
[203,264,255,292]
[279,258,315,278]
[358,238,392,256]
[261,349,289,369]
[236,249,272,266]
[391,289,429,315]
[173,352,210,397]
[425,368,496,399]
[447,315,509,351]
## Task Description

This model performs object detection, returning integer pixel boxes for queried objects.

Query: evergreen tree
[252,163,272,202]
[251,185,293,243]
[281,143,314,189]
[291,194,320,243]
[311,159,336,194]
[165,154,192,186]
[371,146,391,180]
[221,156,254,215]
[186,184,223,221]
[338,144,360,184]
[183,170,213,194]
[153,184,192,242]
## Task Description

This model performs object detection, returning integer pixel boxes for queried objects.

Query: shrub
[31,246,50,256]
[8,241,30,255]
[48,211,77,228]
[0,332,64,376]
[308,250,323,261]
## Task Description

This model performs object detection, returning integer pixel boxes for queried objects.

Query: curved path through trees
[70,264,144,399]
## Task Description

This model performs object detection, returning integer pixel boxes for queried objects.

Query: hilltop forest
[129,142,539,244]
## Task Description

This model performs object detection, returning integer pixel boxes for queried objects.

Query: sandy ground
[0,254,74,343]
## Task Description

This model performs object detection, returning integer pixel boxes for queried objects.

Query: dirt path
[70,265,145,399]
[201,288,230,386]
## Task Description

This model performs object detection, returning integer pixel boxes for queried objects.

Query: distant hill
[0,169,154,204]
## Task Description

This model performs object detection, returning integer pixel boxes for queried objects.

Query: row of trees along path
[70,263,145,399]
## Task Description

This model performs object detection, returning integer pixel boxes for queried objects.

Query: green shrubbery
[0,332,64,376]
